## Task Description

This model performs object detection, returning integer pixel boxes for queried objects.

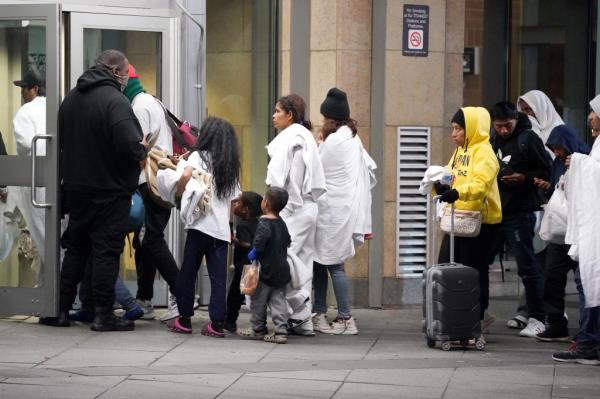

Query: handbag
[155,99,199,155]
[440,206,482,237]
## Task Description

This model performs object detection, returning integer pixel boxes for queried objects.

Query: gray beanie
[590,94,600,116]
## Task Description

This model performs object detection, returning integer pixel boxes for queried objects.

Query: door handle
[31,134,53,208]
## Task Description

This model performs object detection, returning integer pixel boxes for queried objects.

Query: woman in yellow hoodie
[435,107,502,332]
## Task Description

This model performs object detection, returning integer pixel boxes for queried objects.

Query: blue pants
[575,267,600,350]
[312,262,352,319]
[176,229,228,322]
[501,213,545,321]
[80,271,137,311]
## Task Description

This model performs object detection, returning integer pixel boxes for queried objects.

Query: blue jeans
[80,273,137,311]
[176,229,228,322]
[575,267,600,349]
[501,213,545,321]
[312,262,352,319]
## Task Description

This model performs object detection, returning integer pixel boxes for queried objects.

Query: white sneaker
[519,317,546,337]
[312,313,332,333]
[328,317,359,335]
[136,299,155,320]
[193,294,200,310]
[159,294,180,322]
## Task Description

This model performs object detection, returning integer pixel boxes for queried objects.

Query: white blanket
[418,165,446,195]
[564,138,600,307]
[266,123,326,202]
[314,127,377,264]
[156,159,188,205]
[180,177,207,226]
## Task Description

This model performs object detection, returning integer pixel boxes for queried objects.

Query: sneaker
[159,294,180,322]
[535,324,570,342]
[166,316,192,334]
[224,321,237,333]
[287,318,316,336]
[552,348,600,366]
[264,332,287,344]
[201,322,225,338]
[136,299,155,320]
[481,311,496,334]
[237,327,267,340]
[122,305,144,321]
[519,317,546,338]
[328,317,359,335]
[312,313,332,333]
[506,314,528,329]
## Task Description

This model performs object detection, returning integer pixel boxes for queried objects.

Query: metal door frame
[0,3,61,317]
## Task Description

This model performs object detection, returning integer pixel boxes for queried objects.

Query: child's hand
[247,247,257,262]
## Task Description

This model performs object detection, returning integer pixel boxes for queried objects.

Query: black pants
[134,183,179,300]
[438,223,500,320]
[226,264,244,324]
[59,192,130,310]
[544,243,577,327]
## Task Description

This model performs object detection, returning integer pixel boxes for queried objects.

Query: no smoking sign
[408,29,423,50]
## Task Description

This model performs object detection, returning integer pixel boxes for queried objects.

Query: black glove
[434,182,451,195]
[440,189,459,204]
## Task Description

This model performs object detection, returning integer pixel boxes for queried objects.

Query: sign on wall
[402,4,429,57]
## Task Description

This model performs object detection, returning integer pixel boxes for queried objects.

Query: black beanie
[451,109,465,129]
[320,88,350,120]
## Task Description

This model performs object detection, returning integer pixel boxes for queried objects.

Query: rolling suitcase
[422,196,484,351]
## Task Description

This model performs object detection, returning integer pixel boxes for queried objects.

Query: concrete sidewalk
[0,296,598,399]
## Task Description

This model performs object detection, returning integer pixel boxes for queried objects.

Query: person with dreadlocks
[167,116,241,337]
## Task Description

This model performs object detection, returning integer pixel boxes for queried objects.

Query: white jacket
[13,96,46,156]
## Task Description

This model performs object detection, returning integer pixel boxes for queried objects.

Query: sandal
[201,322,225,338]
[237,327,267,340]
[264,332,287,344]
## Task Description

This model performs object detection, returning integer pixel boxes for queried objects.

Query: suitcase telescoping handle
[432,195,455,264]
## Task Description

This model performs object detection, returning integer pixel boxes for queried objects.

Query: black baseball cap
[13,70,43,88]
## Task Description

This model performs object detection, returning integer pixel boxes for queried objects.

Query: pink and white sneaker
[167,316,192,334]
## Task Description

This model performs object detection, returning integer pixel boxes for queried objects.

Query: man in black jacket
[490,101,552,338]
[40,49,147,331]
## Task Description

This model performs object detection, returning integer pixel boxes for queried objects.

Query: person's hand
[440,189,459,203]
[139,158,147,170]
[533,178,550,191]
[140,133,151,149]
[434,182,451,195]
[500,172,526,186]
[247,247,257,262]
[565,155,572,168]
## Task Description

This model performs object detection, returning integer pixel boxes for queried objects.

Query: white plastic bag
[0,201,20,262]
[539,185,568,244]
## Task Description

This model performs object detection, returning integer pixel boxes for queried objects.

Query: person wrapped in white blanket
[266,94,326,336]
[552,94,600,365]
[312,88,376,335]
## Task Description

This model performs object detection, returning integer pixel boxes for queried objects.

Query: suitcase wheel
[475,338,485,351]
[441,341,452,351]
[426,338,436,348]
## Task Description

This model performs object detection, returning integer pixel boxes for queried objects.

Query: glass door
[69,12,178,306]
[0,3,61,317]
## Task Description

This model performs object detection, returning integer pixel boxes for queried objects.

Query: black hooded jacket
[59,66,147,196]
[491,112,552,215]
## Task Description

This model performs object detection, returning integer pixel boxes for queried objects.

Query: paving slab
[98,373,242,399]
[0,376,124,399]
[333,381,445,399]
[219,375,340,399]
[347,367,454,388]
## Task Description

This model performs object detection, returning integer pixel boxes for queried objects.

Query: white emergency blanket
[564,138,600,307]
[314,126,377,264]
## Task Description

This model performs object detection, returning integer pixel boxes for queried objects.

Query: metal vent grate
[396,127,431,278]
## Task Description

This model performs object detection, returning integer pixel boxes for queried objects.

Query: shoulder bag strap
[154,97,190,150]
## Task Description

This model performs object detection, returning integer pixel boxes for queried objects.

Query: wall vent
[396,127,431,278]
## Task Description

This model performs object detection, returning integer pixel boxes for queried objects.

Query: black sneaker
[536,325,570,342]
[224,321,237,333]
[552,348,600,366]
